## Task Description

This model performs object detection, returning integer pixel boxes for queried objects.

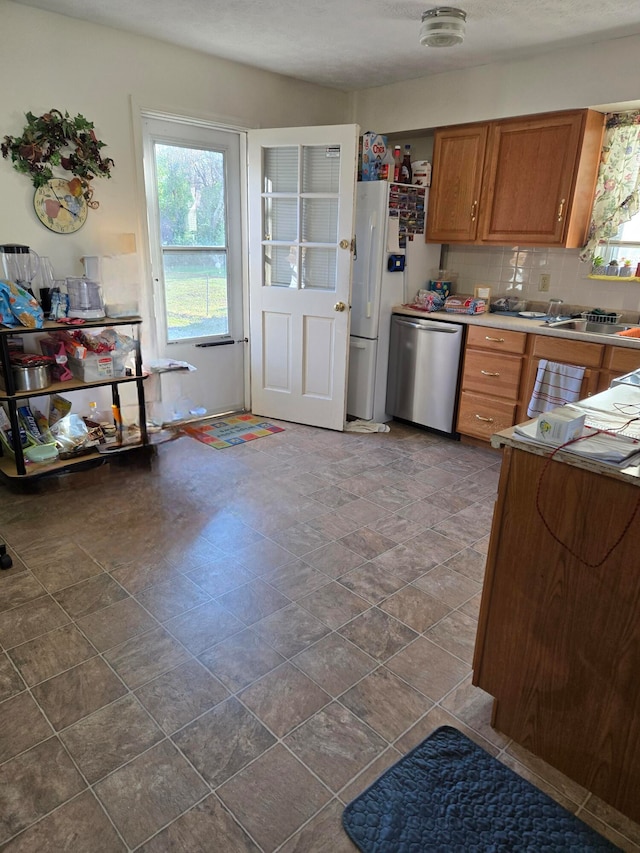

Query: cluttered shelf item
[0,316,148,479]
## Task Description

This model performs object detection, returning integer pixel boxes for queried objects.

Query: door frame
[130,99,252,413]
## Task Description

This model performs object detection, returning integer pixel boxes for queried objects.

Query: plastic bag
[0,279,44,329]
[50,413,99,458]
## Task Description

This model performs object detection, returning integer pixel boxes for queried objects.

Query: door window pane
[156,144,226,247]
[301,247,336,291]
[261,144,341,292]
[264,245,298,288]
[263,147,298,192]
[154,142,229,342]
[302,198,338,243]
[163,251,229,340]
[265,198,298,242]
[302,145,341,193]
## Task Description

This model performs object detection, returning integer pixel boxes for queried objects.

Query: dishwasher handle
[394,318,460,333]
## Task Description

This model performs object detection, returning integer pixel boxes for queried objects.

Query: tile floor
[1,420,639,852]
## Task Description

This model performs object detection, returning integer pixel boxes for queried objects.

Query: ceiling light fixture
[420,7,467,48]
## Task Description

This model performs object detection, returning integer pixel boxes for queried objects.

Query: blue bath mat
[342,726,618,852]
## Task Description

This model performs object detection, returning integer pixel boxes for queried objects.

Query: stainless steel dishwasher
[386,315,464,434]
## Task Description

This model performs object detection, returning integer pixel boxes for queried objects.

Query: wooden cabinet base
[473,446,640,824]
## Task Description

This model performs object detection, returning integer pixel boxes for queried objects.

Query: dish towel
[527,359,586,417]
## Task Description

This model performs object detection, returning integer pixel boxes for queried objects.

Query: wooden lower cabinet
[457,392,517,441]
[517,335,604,422]
[456,326,526,440]
[599,345,640,392]
[456,324,640,442]
[473,445,640,823]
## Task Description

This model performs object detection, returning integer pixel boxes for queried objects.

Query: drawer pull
[480,369,500,377]
[475,414,494,423]
[484,335,505,343]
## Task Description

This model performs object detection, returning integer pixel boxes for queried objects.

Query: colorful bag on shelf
[0,279,44,329]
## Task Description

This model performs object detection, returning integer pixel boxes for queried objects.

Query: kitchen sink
[539,319,640,336]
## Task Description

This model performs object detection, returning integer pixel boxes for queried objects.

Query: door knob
[334,302,346,312]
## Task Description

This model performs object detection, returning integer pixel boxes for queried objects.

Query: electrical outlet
[539,273,551,292]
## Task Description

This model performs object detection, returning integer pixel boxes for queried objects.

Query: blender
[0,244,40,295]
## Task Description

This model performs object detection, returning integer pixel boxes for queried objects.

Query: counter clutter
[393,304,640,348]
[392,304,640,444]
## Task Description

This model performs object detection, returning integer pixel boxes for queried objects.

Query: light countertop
[495,386,640,485]
[391,306,640,351]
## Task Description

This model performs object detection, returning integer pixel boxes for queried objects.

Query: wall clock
[33,178,88,233]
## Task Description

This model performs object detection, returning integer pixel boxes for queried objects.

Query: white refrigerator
[347,181,442,422]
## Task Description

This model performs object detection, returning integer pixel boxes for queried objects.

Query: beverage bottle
[379,146,395,181]
[84,402,117,442]
[393,146,403,182]
[400,145,413,184]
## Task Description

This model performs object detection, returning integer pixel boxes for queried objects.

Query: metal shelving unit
[0,317,148,479]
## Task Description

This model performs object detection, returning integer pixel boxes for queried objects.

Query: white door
[143,116,245,419]
[248,125,359,431]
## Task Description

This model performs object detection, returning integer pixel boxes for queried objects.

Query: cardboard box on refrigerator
[361,132,387,181]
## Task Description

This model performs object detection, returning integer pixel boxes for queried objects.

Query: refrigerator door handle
[350,340,368,349]
[365,212,377,319]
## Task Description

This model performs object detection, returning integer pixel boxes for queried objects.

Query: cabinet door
[479,112,587,246]
[426,123,488,243]
[599,345,640,392]
[457,391,517,441]
[519,358,600,422]
[461,350,523,400]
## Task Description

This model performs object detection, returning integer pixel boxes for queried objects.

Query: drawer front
[462,350,522,399]
[457,391,517,441]
[603,345,640,374]
[530,334,603,368]
[467,325,527,354]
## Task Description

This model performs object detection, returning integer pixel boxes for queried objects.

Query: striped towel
[526,359,586,417]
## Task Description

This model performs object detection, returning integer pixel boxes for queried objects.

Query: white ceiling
[11,0,640,91]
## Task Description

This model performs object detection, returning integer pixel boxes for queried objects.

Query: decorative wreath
[1,109,114,209]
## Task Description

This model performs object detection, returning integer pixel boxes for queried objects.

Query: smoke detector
[420,7,467,47]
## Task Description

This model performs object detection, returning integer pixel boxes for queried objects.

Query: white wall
[353,35,640,132]
[0,1,351,323]
[352,36,640,316]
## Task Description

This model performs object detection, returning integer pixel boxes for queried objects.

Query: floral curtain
[580,111,640,262]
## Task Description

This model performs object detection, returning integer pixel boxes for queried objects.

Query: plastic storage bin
[67,353,126,382]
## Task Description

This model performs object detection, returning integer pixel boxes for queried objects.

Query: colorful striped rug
[181,414,284,449]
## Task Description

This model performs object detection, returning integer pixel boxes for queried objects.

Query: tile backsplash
[444,245,640,318]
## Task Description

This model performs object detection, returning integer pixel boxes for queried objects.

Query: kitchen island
[472,388,640,824]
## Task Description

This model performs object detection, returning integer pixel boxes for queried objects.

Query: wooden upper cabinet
[426,109,605,248]
[426,123,488,243]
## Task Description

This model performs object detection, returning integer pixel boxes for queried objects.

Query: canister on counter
[427,269,457,300]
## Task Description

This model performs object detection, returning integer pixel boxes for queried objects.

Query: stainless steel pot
[12,364,51,391]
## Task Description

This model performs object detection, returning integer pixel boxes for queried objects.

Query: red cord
[534,420,640,568]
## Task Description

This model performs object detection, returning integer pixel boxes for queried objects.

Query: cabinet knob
[485,336,505,342]
[475,414,494,422]
[480,370,500,377]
